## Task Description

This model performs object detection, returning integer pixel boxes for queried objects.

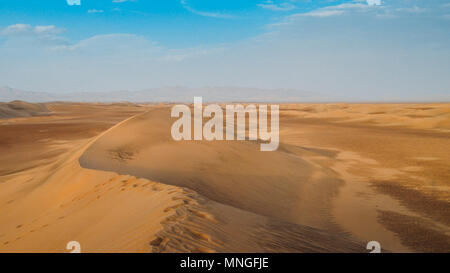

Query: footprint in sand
[163,203,185,212]
[188,209,218,223]
[185,228,213,243]
[149,236,170,252]
[172,196,193,205]
[151,185,161,191]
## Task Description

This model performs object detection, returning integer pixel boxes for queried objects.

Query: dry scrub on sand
[0,103,449,252]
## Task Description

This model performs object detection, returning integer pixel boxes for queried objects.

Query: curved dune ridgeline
[0,104,363,253]
[80,105,450,253]
[1,103,448,252]
[80,107,344,230]
[78,106,364,252]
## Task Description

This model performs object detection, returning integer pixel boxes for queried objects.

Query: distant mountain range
[1,86,448,103]
[0,86,338,103]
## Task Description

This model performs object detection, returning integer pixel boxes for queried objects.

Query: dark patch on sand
[378,210,450,253]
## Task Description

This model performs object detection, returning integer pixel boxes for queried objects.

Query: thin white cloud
[367,0,381,6]
[66,0,81,6]
[0,24,64,36]
[257,1,296,11]
[88,9,104,13]
[51,33,156,52]
[0,24,30,35]
[396,6,426,13]
[50,32,223,63]
[298,10,345,17]
[180,0,234,18]
[272,0,382,23]
[331,3,371,10]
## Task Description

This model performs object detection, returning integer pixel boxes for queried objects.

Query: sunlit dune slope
[0,115,192,252]
[80,107,344,230]
[280,103,450,132]
[0,105,363,253]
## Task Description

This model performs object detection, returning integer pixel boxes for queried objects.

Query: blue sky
[0,0,449,100]
[0,0,363,47]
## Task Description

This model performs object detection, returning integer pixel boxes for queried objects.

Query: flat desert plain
[0,102,449,252]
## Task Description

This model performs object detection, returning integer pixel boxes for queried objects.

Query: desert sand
[0,101,50,119]
[0,102,449,252]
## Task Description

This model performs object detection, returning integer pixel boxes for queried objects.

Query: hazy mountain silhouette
[0,86,336,103]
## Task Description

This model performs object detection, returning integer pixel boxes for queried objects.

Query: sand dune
[80,104,450,252]
[0,103,448,252]
[0,101,50,119]
[280,103,450,132]
[80,107,343,230]
[0,103,362,252]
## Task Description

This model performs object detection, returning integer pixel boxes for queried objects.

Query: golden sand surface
[0,103,448,252]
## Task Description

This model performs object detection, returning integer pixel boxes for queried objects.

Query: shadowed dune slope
[0,101,50,119]
[2,103,448,252]
[0,105,363,253]
[80,107,345,230]
[79,107,365,252]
